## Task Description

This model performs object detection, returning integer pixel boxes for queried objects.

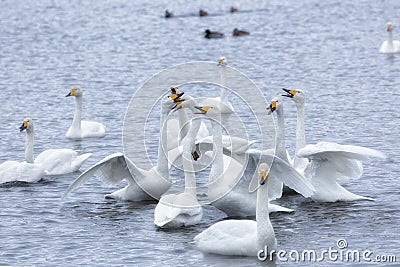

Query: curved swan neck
[219,66,227,102]
[25,126,34,163]
[72,95,82,133]
[183,117,201,196]
[209,119,223,183]
[275,107,289,162]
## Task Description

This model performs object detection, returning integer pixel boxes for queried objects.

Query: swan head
[267,97,282,115]
[168,86,184,101]
[218,56,228,65]
[282,88,305,104]
[66,86,82,97]
[387,22,393,32]
[19,118,33,132]
[258,162,270,185]
[194,105,214,115]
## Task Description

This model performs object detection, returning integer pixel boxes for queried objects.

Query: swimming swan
[20,118,91,175]
[281,89,386,202]
[63,98,174,201]
[193,161,314,257]
[0,119,46,184]
[379,22,400,54]
[154,97,205,228]
[200,57,234,114]
[66,87,106,139]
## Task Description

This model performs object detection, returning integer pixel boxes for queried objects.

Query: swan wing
[297,142,385,181]
[81,120,106,138]
[62,153,130,200]
[193,220,257,256]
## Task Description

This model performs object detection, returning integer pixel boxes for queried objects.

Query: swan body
[380,22,400,54]
[154,97,204,228]
[19,118,91,176]
[66,87,106,139]
[282,89,386,202]
[194,161,314,257]
[0,160,45,184]
[63,98,174,201]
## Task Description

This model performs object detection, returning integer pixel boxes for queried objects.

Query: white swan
[63,97,175,201]
[66,87,106,139]
[154,97,204,228]
[197,105,294,217]
[200,56,234,114]
[379,22,400,54]
[19,118,91,175]
[193,161,314,257]
[281,89,386,202]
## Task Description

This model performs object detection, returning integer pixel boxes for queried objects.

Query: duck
[199,9,208,17]
[65,87,106,139]
[233,28,250,36]
[204,29,224,39]
[230,7,238,13]
[193,161,314,256]
[379,22,400,54]
[165,10,173,18]
[281,89,386,202]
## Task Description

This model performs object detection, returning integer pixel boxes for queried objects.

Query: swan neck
[219,66,227,102]
[156,108,169,179]
[256,182,272,246]
[72,96,82,132]
[275,108,289,162]
[295,102,306,152]
[25,127,34,163]
[183,117,201,196]
[177,109,190,141]
[388,30,393,43]
[209,119,223,183]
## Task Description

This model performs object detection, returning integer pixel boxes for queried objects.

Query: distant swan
[282,89,386,202]
[63,98,174,201]
[193,161,314,257]
[154,98,204,227]
[379,22,400,54]
[66,87,106,139]
[200,57,234,114]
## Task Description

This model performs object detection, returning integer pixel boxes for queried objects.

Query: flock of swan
[0,52,388,258]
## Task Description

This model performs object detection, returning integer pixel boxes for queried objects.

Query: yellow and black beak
[171,99,185,111]
[66,89,75,97]
[282,88,297,98]
[259,170,267,185]
[19,120,28,132]
[218,58,224,65]
[194,106,211,114]
[168,87,184,100]
[387,23,393,32]
[268,101,277,115]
